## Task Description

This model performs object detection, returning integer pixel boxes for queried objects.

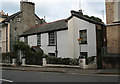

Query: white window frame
[49,32,55,45]
[114,1,120,22]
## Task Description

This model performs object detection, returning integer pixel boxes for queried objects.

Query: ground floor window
[80,52,88,65]
[48,53,55,57]
[24,36,28,44]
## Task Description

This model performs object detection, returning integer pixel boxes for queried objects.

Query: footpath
[1,65,120,76]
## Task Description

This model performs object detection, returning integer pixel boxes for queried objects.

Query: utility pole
[102,10,104,21]
[79,0,82,10]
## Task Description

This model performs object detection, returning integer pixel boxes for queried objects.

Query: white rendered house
[20,10,106,62]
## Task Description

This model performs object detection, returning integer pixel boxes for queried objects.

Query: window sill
[79,43,88,45]
[37,45,41,46]
[48,45,56,46]
[113,20,120,23]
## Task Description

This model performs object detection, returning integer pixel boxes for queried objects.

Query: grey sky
[0,0,106,23]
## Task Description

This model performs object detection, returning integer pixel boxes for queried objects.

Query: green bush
[25,52,43,65]
[2,52,15,63]
[46,57,62,64]
[87,56,96,64]
[70,59,79,65]
[46,56,79,65]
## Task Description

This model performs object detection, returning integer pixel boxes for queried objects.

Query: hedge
[46,56,79,65]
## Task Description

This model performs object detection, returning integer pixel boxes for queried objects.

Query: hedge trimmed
[46,56,79,65]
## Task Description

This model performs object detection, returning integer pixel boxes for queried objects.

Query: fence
[101,47,120,69]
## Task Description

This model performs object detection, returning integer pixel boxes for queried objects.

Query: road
[1,70,119,82]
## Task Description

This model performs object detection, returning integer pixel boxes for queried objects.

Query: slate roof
[2,11,45,24]
[2,11,22,23]
[20,10,105,37]
[20,19,68,37]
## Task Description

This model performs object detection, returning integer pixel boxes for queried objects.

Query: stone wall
[106,2,114,24]
[107,25,120,54]
[106,1,120,54]
[10,1,45,51]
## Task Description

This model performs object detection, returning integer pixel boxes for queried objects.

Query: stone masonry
[10,1,45,52]
[106,1,120,54]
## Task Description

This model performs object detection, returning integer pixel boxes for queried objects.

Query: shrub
[46,56,79,65]
[2,52,15,63]
[25,52,43,65]
[87,56,96,64]
[70,59,79,65]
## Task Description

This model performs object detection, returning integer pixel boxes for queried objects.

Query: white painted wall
[20,37,24,42]
[57,30,69,58]
[28,35,37,47]
[68,16,96,58]
[41,33,55,54]
[20,16,97,59]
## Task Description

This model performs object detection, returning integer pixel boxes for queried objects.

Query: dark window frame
[24,36,28,44]
[79,29,87,44]
[37,34,41,46]
[48,53,55,57]
[48,32,56,46]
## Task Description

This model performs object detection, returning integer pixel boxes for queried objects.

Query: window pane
[24,36,28,44]
[79,30,87,44]
[49,32,55,45]
[37,34,41,46]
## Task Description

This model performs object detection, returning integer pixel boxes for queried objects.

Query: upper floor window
[17,17,21,22]
[79,30,87,44]
[114,1,120,22]
[37,34,41,46]
[35,20,39,25]
[0,30,1,41]
[24,36,28,44]
[49,32,55,45]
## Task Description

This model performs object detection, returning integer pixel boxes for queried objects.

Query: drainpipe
[55,31,58,58]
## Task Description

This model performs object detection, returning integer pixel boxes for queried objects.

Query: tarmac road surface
[1,70,119,82]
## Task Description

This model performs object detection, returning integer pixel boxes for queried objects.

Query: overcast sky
[0,0,106,23]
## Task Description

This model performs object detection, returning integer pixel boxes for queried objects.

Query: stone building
[1,0,45,52]
[102,0,120,69]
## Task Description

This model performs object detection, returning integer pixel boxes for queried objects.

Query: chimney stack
[20,1,35,14]
[71,10,83,16]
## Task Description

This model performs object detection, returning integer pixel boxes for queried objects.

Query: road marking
[96,74,119,77]
[0,79,13,82]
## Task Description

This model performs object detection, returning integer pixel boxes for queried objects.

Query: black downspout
[55,31,58,58]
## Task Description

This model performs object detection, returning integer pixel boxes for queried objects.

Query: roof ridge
[2,11,22,23]
[31,19,66,28]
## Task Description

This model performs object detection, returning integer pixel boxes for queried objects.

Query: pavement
[1,64,120,75]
